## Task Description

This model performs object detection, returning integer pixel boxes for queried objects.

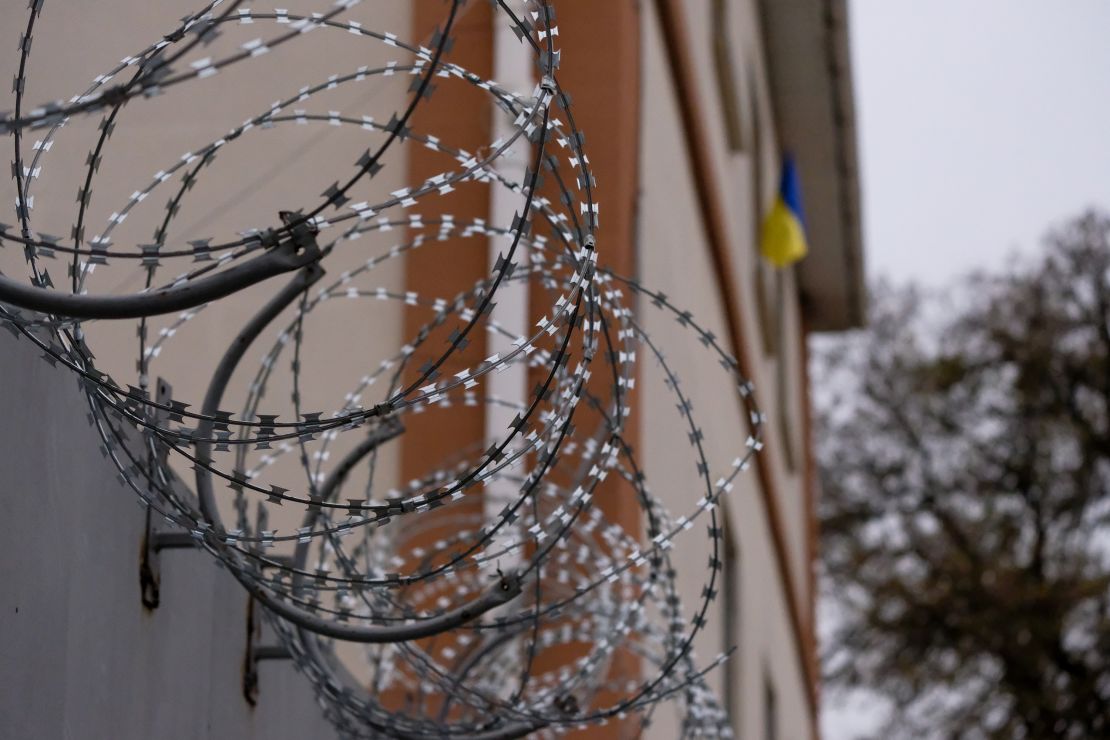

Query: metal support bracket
[242,596,293,706]
[139,378,199,609]
[139,525,199,610]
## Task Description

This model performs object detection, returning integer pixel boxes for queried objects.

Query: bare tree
[816,211,1110,739]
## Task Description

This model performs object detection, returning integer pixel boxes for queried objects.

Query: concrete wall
[0,329,339,740]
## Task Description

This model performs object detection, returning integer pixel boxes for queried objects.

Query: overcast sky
[824,2,1110,737]
[853,0,1110,288]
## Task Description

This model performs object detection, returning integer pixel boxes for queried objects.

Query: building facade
[0,1,861,737]
[631,0,863,737]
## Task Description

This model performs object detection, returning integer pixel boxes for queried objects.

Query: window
[750,67,777,357]
[774,270,797,472]
[722,515,741,733]
[764,672,778,740]
[754,262,777,356]
[748,62,800,470]
[711,0,745,153]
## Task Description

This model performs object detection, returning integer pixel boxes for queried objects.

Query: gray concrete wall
[0,330,339,740]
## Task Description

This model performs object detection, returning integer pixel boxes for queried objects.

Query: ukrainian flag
[760,155,808,268]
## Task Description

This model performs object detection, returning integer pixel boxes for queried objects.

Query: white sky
[823,2,1110,737]
[853,0,1110,287]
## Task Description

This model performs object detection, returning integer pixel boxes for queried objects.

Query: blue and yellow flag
[760,155,808,268]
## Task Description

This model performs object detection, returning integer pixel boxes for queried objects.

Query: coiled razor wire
[1,1,765,737]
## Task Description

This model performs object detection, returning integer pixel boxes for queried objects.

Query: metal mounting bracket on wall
[139,378,200,609]
[242,595,293,707]
[139,524,199,610]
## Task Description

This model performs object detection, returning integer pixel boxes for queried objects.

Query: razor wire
[0,1,765,737]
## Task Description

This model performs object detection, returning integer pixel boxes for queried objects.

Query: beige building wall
[0,0,413,545]
[0,1,860,736]
[637,1,817,737]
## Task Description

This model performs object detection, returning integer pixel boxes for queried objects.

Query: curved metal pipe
[191,254,523,643]
[0,222,319,320]
[193,260,325,525]
[291,419,405,592]
[246,567,523,644]
[436,626,524,723]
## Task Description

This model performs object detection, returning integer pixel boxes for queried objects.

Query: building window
[749,66,777,357]
[754,262,777,356]
[722,516,741,734]
[764,672,778,740]
[748,61,800,471]
[774,270,798,472]
[711,0,745,153]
